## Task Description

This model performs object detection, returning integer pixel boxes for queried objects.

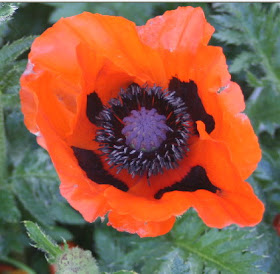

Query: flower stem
[0,257,36,274]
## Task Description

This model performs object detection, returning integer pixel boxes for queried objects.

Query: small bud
[55,247,100,274]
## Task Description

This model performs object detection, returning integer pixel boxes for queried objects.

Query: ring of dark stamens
[95,83,192,178]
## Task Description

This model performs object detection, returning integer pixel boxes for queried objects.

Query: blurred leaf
[252,130,280,224]
[47,3,212,27]
[1,59,26,92]
[27,250,51,274]
[0,21,8,46]
[24,220,62,263]
[0,35,35,72]
[5,111,37,178]
[44,226,73,243]
[246,70,264,88]
[0,92,6,180]
[0,257,36,274]
[0,223,28,256]
[11,148,85,226]
[2,3,53,43]
[229,51,255,74]
[0,3,19,23]
[1,60,27,111]
[213,3,280,90]
[113,271,138,274]
[47,3,161,25]
[94,224,170,273]
[246,87,280,135]
[0,188,21,223]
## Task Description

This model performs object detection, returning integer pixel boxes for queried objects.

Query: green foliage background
[0,2,280,274]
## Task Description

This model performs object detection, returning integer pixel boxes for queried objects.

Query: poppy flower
[20,6,264,237]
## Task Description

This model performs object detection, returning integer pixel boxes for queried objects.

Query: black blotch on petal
[86,92,104,125]
[72,147,129,192]
[168,77,215,134]
[154,165,220,199]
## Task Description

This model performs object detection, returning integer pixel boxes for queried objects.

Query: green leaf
[250,223,280,274]
[0,188,21,223]
[229,51,255,74]
[5,109,36,166]
[0,3,19,23]
[170,212,263,274]
[156,249,190,274]
[246,70,264,88]
[94,223,170,273]
[94,211,264,274]
[0,35,35,72]
[11,148,85,226]
[251,130,280,224]
[24,220,63,263]
[213,3,280,90]
[1,59,27,91]
[214,29,245,46]
[1,60,27,110]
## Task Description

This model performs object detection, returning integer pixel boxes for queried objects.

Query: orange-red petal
[59,12,167,87]
[104,133,264,227]
[108,211,176,238]
[137,6,214,51]
[211,82,261,179]
[36,111,110,222]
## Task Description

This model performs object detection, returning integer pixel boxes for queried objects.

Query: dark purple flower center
[95,84,192,177]
[121,107,170,152]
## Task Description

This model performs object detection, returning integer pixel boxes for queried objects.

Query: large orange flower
[20,7,264,237]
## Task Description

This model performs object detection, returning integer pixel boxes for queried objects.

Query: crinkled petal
[104,132,264,226]
[36,111,110,222]
[137,6,214,51]
[20,61,39,134]
[61,12,167,87]
[21,69,78,138]
[108,211,176,237]
[211,82,261,179]
[138,7,230,91]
